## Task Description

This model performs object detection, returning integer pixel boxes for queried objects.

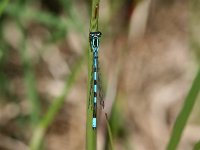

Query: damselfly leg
[97,64,105,109]
[88,65,94,110]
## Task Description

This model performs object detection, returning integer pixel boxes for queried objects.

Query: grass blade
[105,114,115,150]
[30,55,84,150]
[18,29,41,126]
[166,68,200,150]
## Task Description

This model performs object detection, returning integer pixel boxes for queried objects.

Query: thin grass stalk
[105,114,114,150]
[30,54,84,150]
[19,28,41,126]
[166,68,200,150]
[86,0,101,150]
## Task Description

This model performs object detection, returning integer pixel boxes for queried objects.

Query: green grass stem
[86,1,101,150]
[166,68,200,150]
[30,54,84,150]
[19,30,41,126]
[105,114,115,150]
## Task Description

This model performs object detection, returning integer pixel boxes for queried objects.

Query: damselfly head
[89,31,102,39]
[89,31,102,52]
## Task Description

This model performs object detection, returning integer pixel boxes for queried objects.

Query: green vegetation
[0,0,9,16]
[193,140,200,150]
[167,69,200,150]
[0,0,86,149]
[30,54,84,150]
[105,113,115,150]
[167,1,200,149]
[18,27,41,126]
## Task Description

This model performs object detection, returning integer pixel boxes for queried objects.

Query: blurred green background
[0,0,200,150]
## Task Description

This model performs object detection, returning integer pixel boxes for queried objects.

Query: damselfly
[89,31,104,129]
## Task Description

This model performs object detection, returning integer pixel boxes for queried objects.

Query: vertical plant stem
[105,114,114,150]
[166,68,200,150]
[86,0,101,150]
[19,30,41,126]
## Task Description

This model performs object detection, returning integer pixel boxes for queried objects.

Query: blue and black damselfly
[89,31,105,129]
